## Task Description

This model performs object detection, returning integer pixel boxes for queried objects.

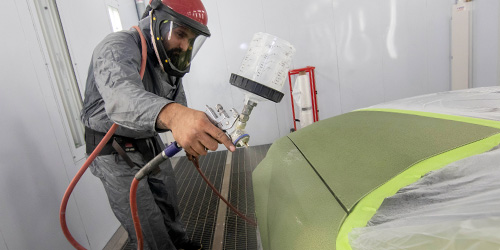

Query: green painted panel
[254,110,500,249]
[253,136,346,250]
[287,111,500,211]
[337,133,500,250]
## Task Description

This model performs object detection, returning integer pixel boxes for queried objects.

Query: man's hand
[156,103,236,157]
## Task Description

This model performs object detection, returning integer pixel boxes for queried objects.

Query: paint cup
[237,32,296,102]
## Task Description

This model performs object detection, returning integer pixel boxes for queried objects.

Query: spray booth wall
[185,0,500,148]
[1,0,499,249]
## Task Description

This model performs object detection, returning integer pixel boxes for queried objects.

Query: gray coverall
[80,16,189,250]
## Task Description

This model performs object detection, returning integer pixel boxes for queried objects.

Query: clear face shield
[159,20,207,72]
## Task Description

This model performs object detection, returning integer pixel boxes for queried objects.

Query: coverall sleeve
[92,32,170,133]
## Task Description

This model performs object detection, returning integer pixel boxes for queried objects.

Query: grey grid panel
[175,151,227,250]
[122,144,270,250]
[224,144,271,250]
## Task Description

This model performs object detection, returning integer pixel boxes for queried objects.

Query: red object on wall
[288,66,319,131]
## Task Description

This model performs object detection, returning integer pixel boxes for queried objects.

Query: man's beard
[167,48,190,70]
[167,47,181,59]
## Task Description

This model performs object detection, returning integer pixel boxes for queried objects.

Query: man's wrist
[156,102,182,130]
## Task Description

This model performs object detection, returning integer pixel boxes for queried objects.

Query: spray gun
[205,31,297,149]
[205,101,256,148]
[136,100,256,178]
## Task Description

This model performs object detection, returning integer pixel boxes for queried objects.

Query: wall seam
[425,0,429,94]
[498,0,500,86]
[331,0,344,114]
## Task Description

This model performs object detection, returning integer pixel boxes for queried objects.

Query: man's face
[162,25,197,69]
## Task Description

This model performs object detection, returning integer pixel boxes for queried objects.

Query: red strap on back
[132,26,147,78]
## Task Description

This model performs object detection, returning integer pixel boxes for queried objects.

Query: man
[80,0,235,249]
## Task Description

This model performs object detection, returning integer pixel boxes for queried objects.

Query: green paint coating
[253,136,345,250]
[254,110,500,250]
[337,133,500,250]
[336,109,500,249]
[287,111,500,211]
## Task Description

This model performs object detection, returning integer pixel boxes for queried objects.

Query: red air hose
[60,123,118,250]
[190,157,257,227]
[129,179,143,250]
[59,25,146,250]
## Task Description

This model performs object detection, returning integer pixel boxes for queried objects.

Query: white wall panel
[1,1,90,249]
[56,0,112,96]
[382,0,428,101]
[284,0,342,123]
[116,0,141,29]
[472,0,500,87]
[333,0,387,112]
[425,0,455,93]
[216,0,267,75]
[332,0,455,112]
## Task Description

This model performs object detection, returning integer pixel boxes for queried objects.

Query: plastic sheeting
[348,87,500,249]
[292,74,314,128]
[365,87,500,122]
[349,146,500,250]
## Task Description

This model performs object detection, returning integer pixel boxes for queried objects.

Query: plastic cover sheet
[349,146,500,250]
[292,74,314,128]
[364,87,500,122]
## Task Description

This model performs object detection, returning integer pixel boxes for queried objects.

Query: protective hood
[149,0,211,77]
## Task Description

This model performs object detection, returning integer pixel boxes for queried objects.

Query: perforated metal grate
[175,151,227,250]
[224,145,271,250]
[120,144,271,250]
